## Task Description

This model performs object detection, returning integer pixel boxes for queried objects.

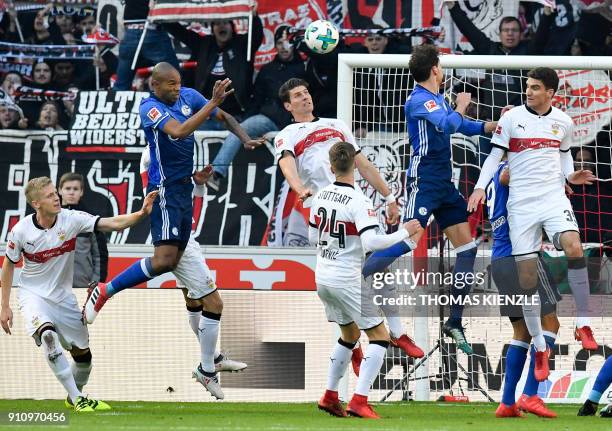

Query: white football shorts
[317,283,384,330]
[173,236,217,299]
[18,289,89,350]
[508,195,579,256]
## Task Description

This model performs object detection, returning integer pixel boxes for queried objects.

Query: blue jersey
[139,87,216,187]
[404,85,484,182]
[486,161,511,259]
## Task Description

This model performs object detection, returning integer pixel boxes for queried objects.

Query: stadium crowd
[0,0,611,238]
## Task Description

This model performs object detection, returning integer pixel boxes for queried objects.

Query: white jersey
[275,118,360,206]
[6,209,99,303]
[309,182,379,286]
[491,104,573,207]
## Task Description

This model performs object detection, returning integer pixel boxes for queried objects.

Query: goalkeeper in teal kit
[362,45,501,353]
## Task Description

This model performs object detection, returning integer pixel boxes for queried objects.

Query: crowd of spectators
[0,2,610,189]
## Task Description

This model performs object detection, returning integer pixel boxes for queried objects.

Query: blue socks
[448,242,477,324]
[502,340,529,406]
[524,332,556,397]
[362,240,413,278]
[588,356,612,403]
[106,257,155,297]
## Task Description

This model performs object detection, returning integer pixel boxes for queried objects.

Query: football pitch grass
[0,400,608,430]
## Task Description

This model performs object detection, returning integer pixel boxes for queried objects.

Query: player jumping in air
[1,176,157,412]
[84,62,261,398]
[469,67,599,352]
[312,141,422,419]
[362,45,501,354]
[275,78,425,365]
[488,161,562,418]
[139,149,247,400]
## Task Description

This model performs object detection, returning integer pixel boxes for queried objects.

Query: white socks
[385,316,403,340]
[522,294,546,351]
[355,342,387,396]
[199,312,221,373]
[41,330,82,402]
[327,339,354,391]
[187,308,201,337]
[568,267,591,328]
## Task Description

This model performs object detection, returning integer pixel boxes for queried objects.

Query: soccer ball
[304,20,340,54]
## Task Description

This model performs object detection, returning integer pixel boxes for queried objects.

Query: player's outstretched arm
[214,109,264,150]
[355,153,399,224]
[163,79,233,139]
[278,153,312,201]
[0,258,15,335]
[96,190,159,232]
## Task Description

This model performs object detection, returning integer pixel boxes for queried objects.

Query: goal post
[338,54,612,403]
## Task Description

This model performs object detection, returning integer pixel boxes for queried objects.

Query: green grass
[0,400,608,430]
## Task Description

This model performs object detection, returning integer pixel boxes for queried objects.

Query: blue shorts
[148,179,193,249]
[403,178,468,229]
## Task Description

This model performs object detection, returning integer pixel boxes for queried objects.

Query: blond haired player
[469,67,599,356]
[1,177,157,412]
[275,78,425,362]
[312,141,422,419]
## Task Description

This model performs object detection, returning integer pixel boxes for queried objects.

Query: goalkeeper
[362,45,501,353]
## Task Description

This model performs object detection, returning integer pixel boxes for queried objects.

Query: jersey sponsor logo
[181,105,192,116]
[424,100,440,112]
[22,237,77,263]
[294,128,346,157]
[147,107,161,122]
[508,138,561,153]
[495,125,502,135]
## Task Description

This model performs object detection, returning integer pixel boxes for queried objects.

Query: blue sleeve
[185,88,218,118]
[457,117,485,136]
[140,99,171,131]
[409,94,463,134]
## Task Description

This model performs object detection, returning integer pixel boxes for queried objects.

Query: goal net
[338,54,612,403]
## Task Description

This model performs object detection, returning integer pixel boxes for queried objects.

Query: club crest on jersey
[419,207,428,216]
[147,107,161,122]
[495,125,502,135]
[57,229,66,241]
[172,227,179,236]
[424,100,440,113]
[181,105,191,116]
[551,122,561,136]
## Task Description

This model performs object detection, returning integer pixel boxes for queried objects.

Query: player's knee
[71,348,92,363]
[184,296,202,310]
[203,293,223,314]
[518,273,538,292]
[340,324,360,344]
[365,322,390,343]
[541,313,560,334]
[39,326,62,362]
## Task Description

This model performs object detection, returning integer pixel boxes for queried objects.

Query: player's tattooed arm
[354,153,399,224]
[96,190,159,232]
[215,109,264,150]
[0,258,15,335]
